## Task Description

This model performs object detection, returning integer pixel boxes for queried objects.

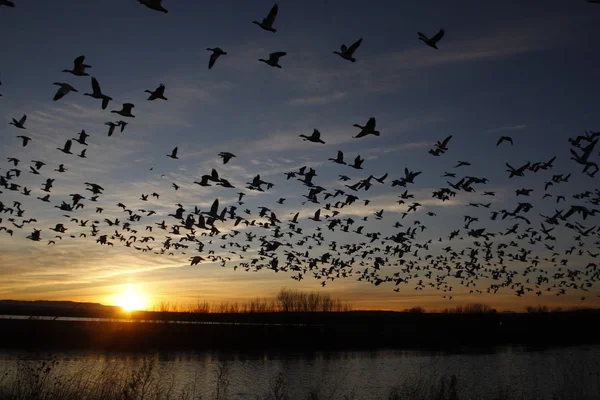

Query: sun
[114,285,146,312]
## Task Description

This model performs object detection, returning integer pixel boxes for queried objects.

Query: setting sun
[114,285,146,312]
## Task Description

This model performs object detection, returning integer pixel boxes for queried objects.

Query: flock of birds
[1,1,600,303]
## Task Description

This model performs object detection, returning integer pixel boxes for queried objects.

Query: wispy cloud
[287,92,347,106]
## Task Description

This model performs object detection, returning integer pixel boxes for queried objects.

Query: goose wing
[91,77,101,95]
[365,117,376,131]
[269,51,287,61]
[431,28,445,43]
[264,3,278,25]
[74,55,86,69]
[348,38,362,54]
[209,53,219,69]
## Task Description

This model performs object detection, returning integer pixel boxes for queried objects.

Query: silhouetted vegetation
[152,288,352,314]
[0,355,597,400]
[441,303,496,314]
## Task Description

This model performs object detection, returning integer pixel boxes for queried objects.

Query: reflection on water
[0,346,598,399]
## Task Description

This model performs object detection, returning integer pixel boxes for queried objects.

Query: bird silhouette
[300,129,326,144]
[138,0,168,13]
[253,4,278,32]
[10,115,26,129]
[353,117,380,138]
[111,103,135,118]
[333,38,363,62]
[167,147,179,159]
[52,82,78,101]
[84,77,112,109]
[145,84,167,100]
[418,28,445,49]
[259,52,287,68]
[63,56,91,76]
[207,48,227,69]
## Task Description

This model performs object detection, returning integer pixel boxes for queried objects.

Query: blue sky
[0,0,599,311]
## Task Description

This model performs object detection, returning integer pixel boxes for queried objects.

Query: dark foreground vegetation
[0,356,597,400]
[0,307,598,352]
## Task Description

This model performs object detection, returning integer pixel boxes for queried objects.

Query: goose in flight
[10,115,26,129]
[138,0,168,13]
[0,1,16,7]
[329,151,346,165]
[253,4,278,32]
[57,140,73,155]
[84,77,112,109]
[418,28,445,49]
[207,48,227,69]
[7,157,19,166]
[16,135,31,147]
[259,52,287,68]
[72,129,89,145]
[63,56,91,76]
[52,82,78,101]
[300,129,326,143]
[105,122,118,137]
[218,152,236,164]
[353,117,379,138]
[167,147,179,159]
[55,164,68,173]
[349,155,364,169]
[497,136,513,146]
[145,84,167,100]
[333,38,363,62]
[111,103,135,118]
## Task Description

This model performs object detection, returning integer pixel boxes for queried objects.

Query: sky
[1,0,599,312]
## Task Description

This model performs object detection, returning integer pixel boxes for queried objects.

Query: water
[0,346,598,399]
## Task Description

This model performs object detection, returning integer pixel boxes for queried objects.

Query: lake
[0,346,598,399]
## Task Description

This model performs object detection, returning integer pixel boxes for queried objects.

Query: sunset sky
[1,0,599,312]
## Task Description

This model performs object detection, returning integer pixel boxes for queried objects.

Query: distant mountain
[0,300,120,317]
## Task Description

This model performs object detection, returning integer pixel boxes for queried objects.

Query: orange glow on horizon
[113,284,147,312]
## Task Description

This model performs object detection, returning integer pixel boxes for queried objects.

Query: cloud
[287,92,347,106]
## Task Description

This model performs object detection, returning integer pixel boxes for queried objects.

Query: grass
[0,355,598,400]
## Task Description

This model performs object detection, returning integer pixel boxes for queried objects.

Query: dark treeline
[0,308,598,352]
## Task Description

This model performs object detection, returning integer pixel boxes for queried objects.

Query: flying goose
[84,77,112,109]
[111,103,135,118]
[259,52,287,68]
[167,147,179,159]
[497,136,514,146]
[52,82,78,101]
[299,129,325,143]
[57,140,73,155]
[253,4,278,32]
[145,84,167,100]
[10,114,26,129]
[0,1,16,7]
[353,117,380,138]
[63,56,91,76]
[329,151,346,165]
[207,48,227,69]
[418,28,445,49]
[105,122,118,137]
[72,130,89,145]
[333,38,363,62]
[138,0,168,13]
[218,152,236,164]
[16,135,31,146]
